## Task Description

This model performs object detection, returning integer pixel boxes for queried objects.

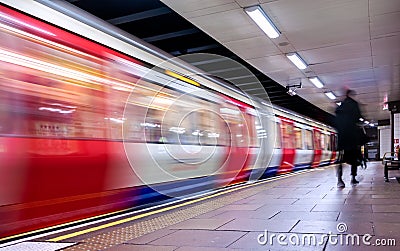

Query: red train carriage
[0,2,337,240]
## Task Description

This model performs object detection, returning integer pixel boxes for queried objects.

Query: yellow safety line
[47,167,328,242]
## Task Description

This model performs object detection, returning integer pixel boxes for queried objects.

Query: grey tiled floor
[9,162,397,251]
[105,162,400,251]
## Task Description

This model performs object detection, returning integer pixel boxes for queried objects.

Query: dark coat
[335,96,362,151]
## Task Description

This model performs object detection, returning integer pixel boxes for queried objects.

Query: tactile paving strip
[60,181,277,251]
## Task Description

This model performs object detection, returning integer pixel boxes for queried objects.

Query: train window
[320,133,326,150]
[331,134,337,151]
[326,134,332,150]
[246,113,258,148]
[275,122,282,148]
[294,127,303,149]
[219,103,248,147]
[241,112,258,148]
[0,28,108,139]
[254,119,265,146]
[314,130,322,150]
[115,63,232,146]
[304,129,313,150]
[123,83,230,146]
[281,122,295,149]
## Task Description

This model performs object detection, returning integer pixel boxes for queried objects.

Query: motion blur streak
[0,2,337,240]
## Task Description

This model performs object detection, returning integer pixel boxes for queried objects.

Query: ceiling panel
[302,41,371,64]
[224,36,281,59]
[372,35,400,62]
[264,0,370,50]
[184,3,239,19]
[354,86,380,95]
[247,55,292,72]
[324,69,375,84]
[66,0,400,125]
[310,57,372,76]
[248,55,303,79]
[189,9,260,43]
[162,0,235,13]
[369,0,400,16]
[235,0,260,8]
[370,12,400,38]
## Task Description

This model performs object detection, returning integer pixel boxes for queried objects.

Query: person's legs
[337,163,345,187]
[351,163,359,184]
[337,151,345,188]
[349,149,359,184]
[344,149,359,184]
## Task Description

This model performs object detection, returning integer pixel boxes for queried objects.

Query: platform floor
[3,161,400,251]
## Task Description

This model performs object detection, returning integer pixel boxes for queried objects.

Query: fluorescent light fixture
[286,53,308,70]
[336,102,342,106]
[245,6,280,38]
[364,121,369,124]
[308,77,324,88]
[324,91,336,100]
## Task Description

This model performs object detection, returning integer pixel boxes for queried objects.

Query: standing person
[360,145,367,169]
[359,128,369,169]
[335,89,363,187]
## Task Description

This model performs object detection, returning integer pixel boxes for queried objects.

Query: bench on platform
[383,152,400,182]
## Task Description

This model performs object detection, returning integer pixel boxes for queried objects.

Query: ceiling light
[324,91,336,100]
[286,53,308,70]
[308,77,324,88]
[336,102,342,106]
[245,6,280,38]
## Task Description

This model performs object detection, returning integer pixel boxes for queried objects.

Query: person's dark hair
[346,89,356,97]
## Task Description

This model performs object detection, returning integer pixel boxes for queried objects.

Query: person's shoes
[337,179,345,188]
[351,178,359,184]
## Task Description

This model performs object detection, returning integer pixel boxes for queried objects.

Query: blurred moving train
[0,1,337,239]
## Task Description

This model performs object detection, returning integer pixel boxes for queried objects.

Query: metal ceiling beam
[143,28,199,42]
[170,44,220,55]
[190,57,228,66]
[207,67,243,74]
[107,7,171,25]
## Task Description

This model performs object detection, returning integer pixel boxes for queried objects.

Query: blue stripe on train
[131,171,252,206]
[319,160,331,166]
[130,162,325,208]
[293,163,312,171]
[261,164,312,178]
[133,176,217,205]
[261,166,279,178]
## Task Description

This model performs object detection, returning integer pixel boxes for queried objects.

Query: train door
[320,132,331,165]
[303,128,314,168]
[220,98,253,185]
[330,133,338,164]
[250,111,275,180]
[311,128,322,167]
[278,117,296,174]
[292,125,312,170]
